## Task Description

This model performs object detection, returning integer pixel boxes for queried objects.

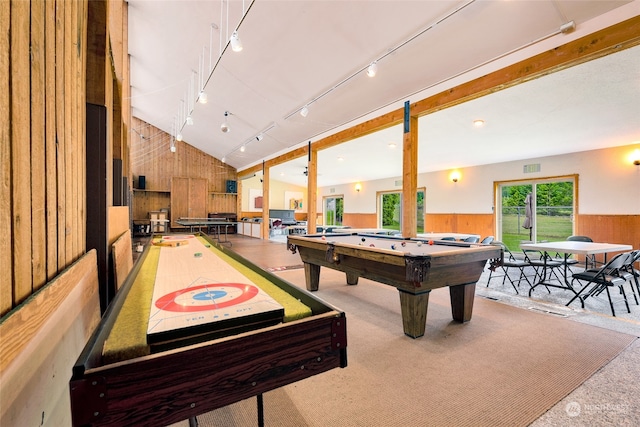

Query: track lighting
[186,115,193,125]
[256,134,264,141]
[300,106,309,117]
[230,31,243,52]
[221,157,226,163]
[176,132,183,142]
[366,61,378,77]
[240,145,245,152]
[170,144,176,153]
[221,111,230,133]
[198,91,208,104]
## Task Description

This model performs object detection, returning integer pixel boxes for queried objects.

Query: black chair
[481,236,494,244]
[566,252,631,317]
[522,249,564,287]
[486,242,532,294]
[614,249,640,305]
[464,236,480,243]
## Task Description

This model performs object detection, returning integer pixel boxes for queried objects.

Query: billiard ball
[369,244,375,247]
[391,244,396,250]
[321,236,326,240]
[361,237,366,242]
[429,240,434,245]
[416,241,423,247]
[401,241,406,247]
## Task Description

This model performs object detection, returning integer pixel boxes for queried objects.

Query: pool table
[287,233,502,338]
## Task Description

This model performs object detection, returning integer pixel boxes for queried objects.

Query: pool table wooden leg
[304,262,321,291]
[449,283,476,322]
[398,289,430,338]
[345,271,359,286]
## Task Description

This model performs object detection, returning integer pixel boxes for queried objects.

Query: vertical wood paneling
[64,0,73,263]
[79,0,88,257]
[31,0,47,291]
[0,0,11,314]
[56,0,67,270]
[45,0,58,281]
[12,0,33,303]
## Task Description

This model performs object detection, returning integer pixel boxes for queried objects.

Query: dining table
[519,241,633,297]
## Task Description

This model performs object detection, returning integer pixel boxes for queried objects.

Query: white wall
[317,145,640,217]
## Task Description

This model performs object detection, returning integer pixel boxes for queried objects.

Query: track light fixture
[366,61,378,77]
[221,111,230,133]
[300,106,309,118]
[230,31,243,52]
[186,115,193,125]
[256,133,264,142]
[176,132,183,142]
[198,91,208,104]
[240,145,245,152]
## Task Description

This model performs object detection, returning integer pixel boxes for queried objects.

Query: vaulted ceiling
[128,0,640,187]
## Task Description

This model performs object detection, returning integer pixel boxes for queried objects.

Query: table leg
[449,283,475,322]
[304,262,321,291]
[398,289,430,338]
[345,271,359,285]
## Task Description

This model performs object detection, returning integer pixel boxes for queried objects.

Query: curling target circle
[155,283,259,312]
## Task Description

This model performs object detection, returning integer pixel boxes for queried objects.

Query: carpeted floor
[168,258,637,427]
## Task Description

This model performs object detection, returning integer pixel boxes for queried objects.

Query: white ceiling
[128,0,640,188]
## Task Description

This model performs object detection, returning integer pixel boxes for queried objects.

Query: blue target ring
[193,290,227,301]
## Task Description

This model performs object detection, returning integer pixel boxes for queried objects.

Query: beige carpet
[172,268,636,427]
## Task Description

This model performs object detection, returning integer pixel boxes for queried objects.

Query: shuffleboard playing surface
[147,235,284,344]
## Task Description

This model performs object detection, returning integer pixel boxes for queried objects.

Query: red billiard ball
[429,240,434,245]
[321,236,326,240]
[401,241,406,247]
[369,244,375,247]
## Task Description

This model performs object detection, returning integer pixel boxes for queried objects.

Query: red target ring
[155,283,259,312]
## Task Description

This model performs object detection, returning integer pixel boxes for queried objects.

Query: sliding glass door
[498,178,575,251]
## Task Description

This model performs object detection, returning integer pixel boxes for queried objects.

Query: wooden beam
[402,111,418,238]
[307,148,318,234]
[412,15,640,117]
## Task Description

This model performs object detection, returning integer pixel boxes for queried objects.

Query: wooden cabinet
[171,177,208,228]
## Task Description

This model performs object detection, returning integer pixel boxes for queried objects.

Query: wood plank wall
[1,0,89,316]
[130,117,238,221]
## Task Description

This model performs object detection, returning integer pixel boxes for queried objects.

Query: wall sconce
[355,183,362,192]
[631,148,640,166]
[450,171,461,183]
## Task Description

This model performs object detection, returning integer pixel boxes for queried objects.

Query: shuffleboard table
[69,234,347,427]
[288,233,502,339]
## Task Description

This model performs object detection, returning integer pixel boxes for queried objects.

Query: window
[497,177,575,251]
[324,196,344,226]
[378,189,425,233]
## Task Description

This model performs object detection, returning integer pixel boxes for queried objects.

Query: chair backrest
[481,236,494,244]
[464,236,480,243]
[567,235,593,242]
[492,241,515,260]
[595,252,631,277]
[441,237,456,241]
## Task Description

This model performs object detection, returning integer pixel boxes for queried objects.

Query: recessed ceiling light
[473,119,485,127]
[388,142,396,148]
